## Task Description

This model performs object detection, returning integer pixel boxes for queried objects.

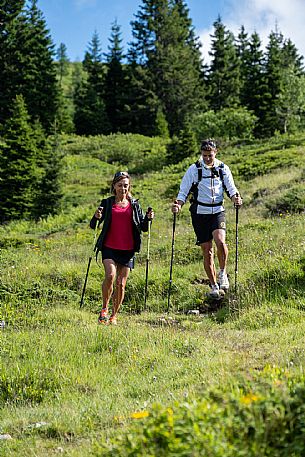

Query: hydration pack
[190,160,230,208]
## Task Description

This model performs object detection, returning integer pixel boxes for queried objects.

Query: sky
[37,0,305,63]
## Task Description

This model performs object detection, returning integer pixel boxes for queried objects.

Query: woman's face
[113,177,130,197]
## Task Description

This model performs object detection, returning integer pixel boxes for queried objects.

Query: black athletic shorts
[191,211,226,244]
[102,246,135,269]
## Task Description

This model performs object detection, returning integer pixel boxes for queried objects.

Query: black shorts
[191,211,226,244]
[102,246,135,269]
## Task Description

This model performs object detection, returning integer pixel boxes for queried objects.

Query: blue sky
[37,0,305,63]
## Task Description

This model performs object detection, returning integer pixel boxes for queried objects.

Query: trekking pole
[234,195,239,295]
[144,207,152,309]
[167,211,177,312]
[80,209,101,308]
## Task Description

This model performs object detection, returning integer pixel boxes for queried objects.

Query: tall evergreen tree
[55,43,74,133]
[260,29,284,136]
[278,39,305,133]
[0,0,25,126]
[0,95,39,221]
[127,0,206,136]
[104,20,126,133]
[238,31,268,136]
[74,31,110,135]
[0,0,58,132]
[56,42,70,85]
[236,25,250,101]
[0,95,62,221]
[277,66,305,133]
[282,38,304,74]
[23,0,58,131]
[31,121,63,219]
[208,16,240,110]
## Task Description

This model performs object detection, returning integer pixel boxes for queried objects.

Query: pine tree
[121,62,160,136]
[127,0,206,136]
[208,16,240,110]
[0,0,25,126]
[55,43,74,133]
[74,31,110,135]
[260,29,284,136]
[238,31,268,136]
[56,42,70,85]
[167,122,197,163]
[0,95,39,221]
[236,26,250,103]
[31,122,63,219]
[277,67,305,133]
[277,40,305,133]
[282,39,304,74]
[17,0,58,131]
[104,20,126,133]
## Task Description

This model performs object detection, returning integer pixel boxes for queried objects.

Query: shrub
[191,107,257,142]
[95,368,305,457]
[266,185,305,215]
[59,133,169,174]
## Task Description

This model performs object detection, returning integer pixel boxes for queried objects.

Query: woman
[90,171,154,325]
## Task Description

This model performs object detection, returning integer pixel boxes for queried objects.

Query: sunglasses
[201,140,216,150]
[113,171,129,179]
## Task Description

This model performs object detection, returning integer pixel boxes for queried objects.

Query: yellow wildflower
[131,411,149,419]
[240,393,259,405]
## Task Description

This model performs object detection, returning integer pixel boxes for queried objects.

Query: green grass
[0,131,305,455]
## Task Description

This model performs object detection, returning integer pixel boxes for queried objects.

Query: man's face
[201,148,217,166]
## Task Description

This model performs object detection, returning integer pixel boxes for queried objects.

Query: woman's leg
[111,264,130,318]
[102,259,117,310]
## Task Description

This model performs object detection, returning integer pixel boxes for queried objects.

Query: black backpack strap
[218,163,230,198]
[189,160,201,203]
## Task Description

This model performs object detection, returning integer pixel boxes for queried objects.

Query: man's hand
[231,194,242,206]
[172,200,183,214]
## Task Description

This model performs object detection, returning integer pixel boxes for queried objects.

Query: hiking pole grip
[167,211,177,312]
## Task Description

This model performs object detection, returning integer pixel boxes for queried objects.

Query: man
[172,139,242,299]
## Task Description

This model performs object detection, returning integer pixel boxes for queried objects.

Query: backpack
[190,160,230,207]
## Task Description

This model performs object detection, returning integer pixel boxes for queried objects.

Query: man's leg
[213,229,228,271]
[213,229,229,290]
[200,240,217,285]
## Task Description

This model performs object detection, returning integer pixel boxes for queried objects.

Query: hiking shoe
[109,315,117,325]
[218,270,229,291]
[208,284,220,299]
[98,308,109,324]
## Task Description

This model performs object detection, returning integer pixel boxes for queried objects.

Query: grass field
[0,132,304,456]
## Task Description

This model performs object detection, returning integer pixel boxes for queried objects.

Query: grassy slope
[0,133,304,455]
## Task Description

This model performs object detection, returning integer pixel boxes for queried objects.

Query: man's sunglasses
[201,140,216,150]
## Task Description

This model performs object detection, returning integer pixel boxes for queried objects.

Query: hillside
[0,133,305,456]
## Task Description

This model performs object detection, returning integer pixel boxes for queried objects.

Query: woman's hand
[147,207,154,220]
[95,206,103,219]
